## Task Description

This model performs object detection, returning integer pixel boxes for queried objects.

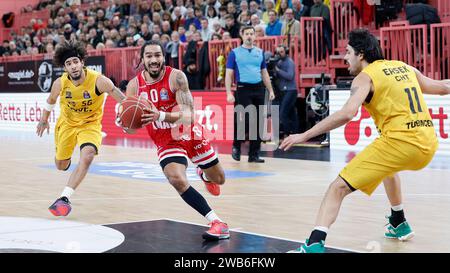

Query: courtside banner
[0,56,105,93]
[0,93,60,131]
[329,90,450,155]
[101,91,233,140]
[0,92,233,142]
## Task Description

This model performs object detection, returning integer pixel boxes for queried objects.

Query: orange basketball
[118,96,153,129]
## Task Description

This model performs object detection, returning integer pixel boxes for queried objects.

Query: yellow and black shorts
[54,119,102,161]
[339,136,438,196]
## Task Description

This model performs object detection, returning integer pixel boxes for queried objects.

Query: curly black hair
[348,28,384,63]
[53,40,87,67]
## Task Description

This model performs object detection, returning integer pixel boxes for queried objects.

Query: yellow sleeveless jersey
[362,60,438,152]
[59,68,105,126]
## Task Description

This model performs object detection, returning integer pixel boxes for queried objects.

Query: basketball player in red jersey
[120,41,229,240]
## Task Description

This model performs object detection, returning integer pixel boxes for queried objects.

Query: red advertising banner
[101,91,234,143]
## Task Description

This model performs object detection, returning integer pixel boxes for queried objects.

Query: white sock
[205,211,222,223]
[314,226,329,234]
[61,187,74,199]
[392,204,403,211]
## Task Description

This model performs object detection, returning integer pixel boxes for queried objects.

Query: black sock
[307,230,327,245]
[389,209,406,228]
[180,186,212,216]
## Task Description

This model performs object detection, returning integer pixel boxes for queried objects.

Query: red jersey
[136,66,217,167]
[137,66,179,146]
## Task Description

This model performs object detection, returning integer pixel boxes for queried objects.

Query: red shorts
[155,125,218,168]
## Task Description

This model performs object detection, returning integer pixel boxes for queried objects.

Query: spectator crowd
[0,0,332,58]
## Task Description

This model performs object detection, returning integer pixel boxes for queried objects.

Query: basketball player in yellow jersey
[36,41,126,217]
[280,29,450,253]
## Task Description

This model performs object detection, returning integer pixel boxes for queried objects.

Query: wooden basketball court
[1,131,450,253]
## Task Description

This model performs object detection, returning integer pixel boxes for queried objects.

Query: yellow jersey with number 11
[361,60,438,152]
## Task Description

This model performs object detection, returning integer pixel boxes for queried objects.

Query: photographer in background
[273,45,299,137]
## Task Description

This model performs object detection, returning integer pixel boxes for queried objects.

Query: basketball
[117,96,153,129]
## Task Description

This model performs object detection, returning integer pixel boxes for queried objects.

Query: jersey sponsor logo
[83,90,91,99]
[68,106,93,113]
[381,65,411,76]
[152,120,177,129]
[65,90,72,99]
[406,119,434,129]
[194,140,210,150]
[160,88,169,101]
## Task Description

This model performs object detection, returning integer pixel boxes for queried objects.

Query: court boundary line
[101,218,166,226]
[163,218,363,253]
[102,217,363,253]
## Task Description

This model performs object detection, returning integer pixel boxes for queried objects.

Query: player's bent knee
[79,144,97,166]
[330,179,353,196]
[80,152,95,166]
[55,159,71,171]
[214,171,225,185]
[167,175,189,192]
[202,160,225,184]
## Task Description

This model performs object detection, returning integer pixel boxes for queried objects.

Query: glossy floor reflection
[106,219,353,253]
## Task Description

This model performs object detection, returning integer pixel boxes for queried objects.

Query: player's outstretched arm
[97,75,136,133]
[37,77,61,137]
[96,75,126,102]
[413,67,450,95]
[279,73,371,151]
[125,77,138,98]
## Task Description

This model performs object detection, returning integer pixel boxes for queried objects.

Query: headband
[62,50,81,64]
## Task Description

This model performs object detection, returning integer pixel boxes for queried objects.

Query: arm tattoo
[175,72,194,121]
[176,71,189,92]
[175,73,194,111]
[176,90,194,111]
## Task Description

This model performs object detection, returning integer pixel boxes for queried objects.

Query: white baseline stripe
[101,218,166,226]
[163,218,363,253]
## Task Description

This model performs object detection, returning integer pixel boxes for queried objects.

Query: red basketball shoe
[202,220,230,240]
[197,167,220,196]
[48,197,72,216]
